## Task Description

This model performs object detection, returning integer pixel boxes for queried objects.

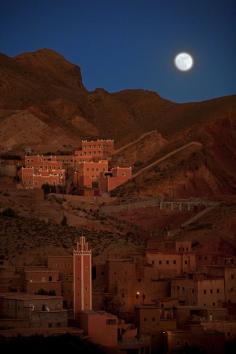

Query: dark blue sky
[0,0,236,102]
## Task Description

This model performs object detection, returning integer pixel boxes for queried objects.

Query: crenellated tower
[73,236,92,318]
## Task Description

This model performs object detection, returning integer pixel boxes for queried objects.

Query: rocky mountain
[0,48,236,198]
[0,49,235,147]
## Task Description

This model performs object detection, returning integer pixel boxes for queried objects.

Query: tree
[1,208,16,218]
[61,215,67,226]
[41,183,51,196]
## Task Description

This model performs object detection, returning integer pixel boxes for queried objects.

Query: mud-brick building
[73,160,108,188]
[224,267,236,304]
[0,293,67,328]
[21,167,65,189]
[47,256,73,309]
[171,276,225,307]
[74,139,114,163]
[23,268,62,296]
[146,240,196,277]
[99,166,132,193]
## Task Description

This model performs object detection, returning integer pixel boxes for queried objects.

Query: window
[212,302,216,306]
[143,318,147,322]
[184,260,188,265]
[210,289,213,294]
[173,260,176,264]
[204,290,207,294]
[159,260,162,265]
[166,260,169,265]
[106,319,116,325]
[216,289,220,293]
[152,317,155,322]
[49,276,52,281]
[231,274,235,280]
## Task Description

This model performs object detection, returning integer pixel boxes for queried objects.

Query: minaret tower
[73,236,92,319]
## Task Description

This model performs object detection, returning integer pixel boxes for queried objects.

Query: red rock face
[0,48,236,198]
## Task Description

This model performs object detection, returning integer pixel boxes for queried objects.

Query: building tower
[73,236,92,319]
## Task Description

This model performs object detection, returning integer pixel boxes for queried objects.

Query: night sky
[0,0,236,102]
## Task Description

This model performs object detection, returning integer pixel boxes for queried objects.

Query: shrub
[61,215,67,226]
[1,208,16,218]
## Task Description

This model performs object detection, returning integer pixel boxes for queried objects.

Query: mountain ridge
[0,49,236,198]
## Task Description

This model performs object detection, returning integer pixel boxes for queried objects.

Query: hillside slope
[1,49,236,152]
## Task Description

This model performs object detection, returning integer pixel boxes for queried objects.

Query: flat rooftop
[0,292,63,300]
[0,327,83,338]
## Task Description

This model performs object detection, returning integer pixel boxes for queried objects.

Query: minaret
[73,236,92,319]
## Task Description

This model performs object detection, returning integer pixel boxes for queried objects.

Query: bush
[1,208,17,218]
[61,215,67,226]
[134,160,143,168]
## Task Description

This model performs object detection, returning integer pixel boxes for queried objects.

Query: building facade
[73,237,92,318]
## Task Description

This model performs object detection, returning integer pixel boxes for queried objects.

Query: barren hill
[113,114,236,198]
[0,48,236,197]
[1,48,236,153]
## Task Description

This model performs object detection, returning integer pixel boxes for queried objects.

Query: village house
[171,276,225,307]
[21,166,65,189]
[23,268,62,296]
[47,256,73,309]
[162,328,225,354]
[224,266,236,304]
[73,160,108,189]
[18,138,133,193]
[146,240,196,277]
[0,293,67,329]
[99,166,132,193]
[74,139,114,164]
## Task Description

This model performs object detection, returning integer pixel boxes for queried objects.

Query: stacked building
[0,236,235,352]
[21,155,66,189]
[20,139,132,194]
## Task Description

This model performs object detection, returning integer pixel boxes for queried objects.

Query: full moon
[174,52,194,71]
